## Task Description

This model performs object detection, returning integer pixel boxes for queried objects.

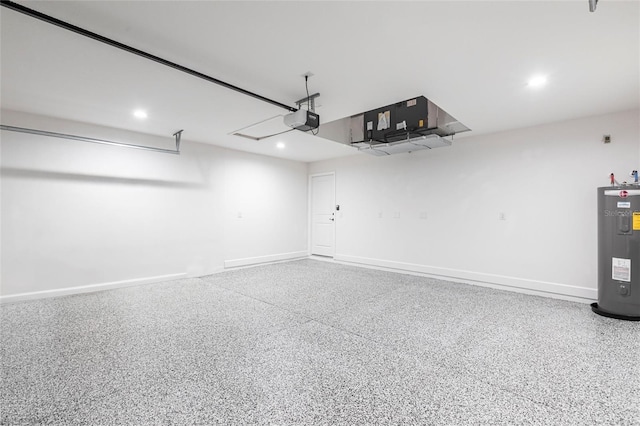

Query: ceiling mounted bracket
[295,93,320,112]
[173,129,183,151]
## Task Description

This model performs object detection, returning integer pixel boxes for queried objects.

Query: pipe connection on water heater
[609,171,640,187]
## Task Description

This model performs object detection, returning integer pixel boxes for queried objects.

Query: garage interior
[1,1,639,424]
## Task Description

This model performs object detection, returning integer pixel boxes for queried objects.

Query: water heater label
[604,190,640,196]
[634,212,640,231]
[612,257,631,282]
[617,202,631,208]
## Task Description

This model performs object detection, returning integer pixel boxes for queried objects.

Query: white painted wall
[222,151,308,267]
[309,109,640,301]
[3,109,637,302]
[0,110,308,299]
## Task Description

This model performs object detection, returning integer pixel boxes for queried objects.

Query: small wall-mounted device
[603,134,611,144]
[283,109,320,132]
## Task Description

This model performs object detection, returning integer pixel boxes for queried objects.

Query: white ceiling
[1,0,638,162]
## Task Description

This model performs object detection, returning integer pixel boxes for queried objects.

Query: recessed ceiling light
[133,109,148,119]
[276,142,285,149]
[527,75,548,88]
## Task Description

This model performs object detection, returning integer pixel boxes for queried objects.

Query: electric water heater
[592,186,640,320]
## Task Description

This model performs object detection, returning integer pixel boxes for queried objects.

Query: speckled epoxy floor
[2,259,639,425]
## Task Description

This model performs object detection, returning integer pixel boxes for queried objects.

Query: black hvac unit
[363,96,447,144]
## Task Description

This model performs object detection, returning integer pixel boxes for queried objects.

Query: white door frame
[308,172,336,257]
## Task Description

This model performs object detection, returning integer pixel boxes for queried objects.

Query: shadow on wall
[0,167,210,189]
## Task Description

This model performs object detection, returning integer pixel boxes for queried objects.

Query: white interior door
[310,173,335,257]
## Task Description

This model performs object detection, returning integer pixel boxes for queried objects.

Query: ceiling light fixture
[276,142,285,149]
[527,75,548,88]
[133,109,148,119]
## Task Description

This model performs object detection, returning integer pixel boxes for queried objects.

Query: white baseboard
[0,273,187,304]
[1,256,597,304]
[334,254,597,303]
[224,251,308,269]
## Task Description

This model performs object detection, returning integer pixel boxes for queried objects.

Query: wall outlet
[419,211,428,219]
